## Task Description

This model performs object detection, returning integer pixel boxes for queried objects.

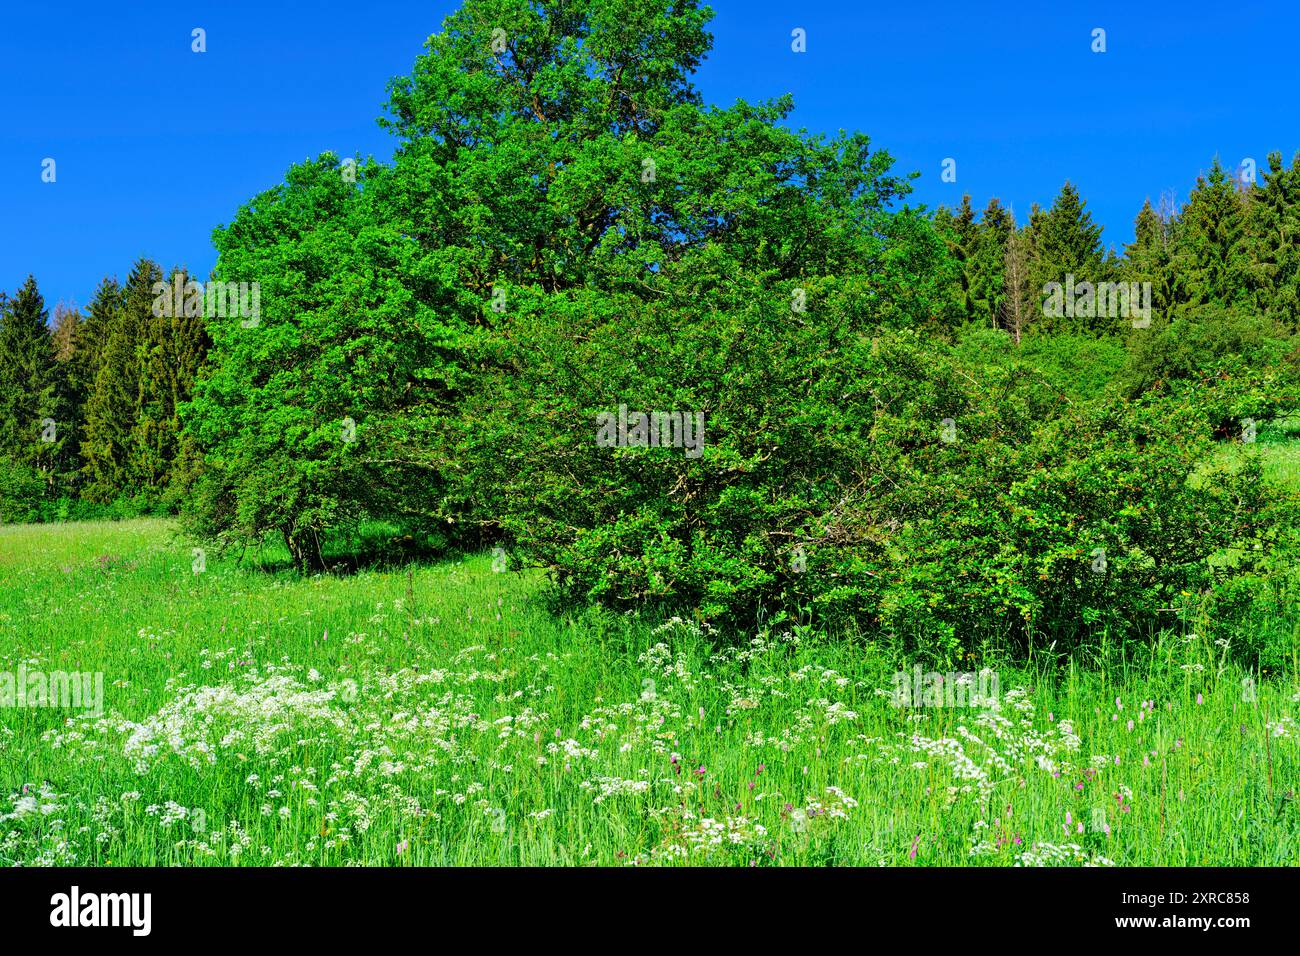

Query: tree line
[0,261,208,521]
[0,0,1296,661]
[4,154,1296,524]
[936,154,1300,338]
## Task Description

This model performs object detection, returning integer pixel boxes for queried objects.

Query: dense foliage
[469,288,1294,658]
[0,264,208,523]
[2,0,1297,665]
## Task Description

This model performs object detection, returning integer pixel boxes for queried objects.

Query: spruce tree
[1000,226,1033,343]
[1171,158,1252,313]
[933,195,979,322]
[0,276,58,483]
[51,303,79,361]
[969,198,1014,327]
[1122,198,1176,322]
[69,279,122,413]
[1030,182,1104,332]
[1246,150,1300,331]
[49,303,87,487]
[82,259,161,502]
[134,267,210,496]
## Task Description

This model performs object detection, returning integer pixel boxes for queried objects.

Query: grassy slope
[1,517,1297,866]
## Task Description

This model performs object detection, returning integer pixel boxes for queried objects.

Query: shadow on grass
[238,521,488,576]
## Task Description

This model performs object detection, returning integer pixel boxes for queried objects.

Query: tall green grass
[0,517,1296,866]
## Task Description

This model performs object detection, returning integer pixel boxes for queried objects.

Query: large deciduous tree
[185,0,955,564]
[183,157,448,568]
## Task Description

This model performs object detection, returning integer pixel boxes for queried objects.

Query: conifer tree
[1171,158,1252,313]
[968,198,1014,327]
[1122,198,1176,321]
[133,267,210,495]
[1030,182,1104,332]
[999,226,1033,343]
[69,279,122,413]
[82,259,161,502]
[51,303,79,361]
[933,195,980,321]
[48,303,88,485]
[0,276,59,484]
[1246,150,1300,331]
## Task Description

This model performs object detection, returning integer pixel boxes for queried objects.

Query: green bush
[1016,332,1129,401]
[1117,308,1300,432]
[458,281,1290,662]
[952,327,1129,402]
[0,455,44,524]
[874,400,1284,659]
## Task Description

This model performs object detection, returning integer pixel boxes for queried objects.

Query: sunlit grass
[0,518,1297,866]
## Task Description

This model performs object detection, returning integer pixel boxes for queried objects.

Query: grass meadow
[2,505,1298,867]
[6,0,1300,890]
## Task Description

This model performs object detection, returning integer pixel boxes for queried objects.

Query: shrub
[0,455,44,524]
[460,280,1289,661]
[1117,308,1300,433]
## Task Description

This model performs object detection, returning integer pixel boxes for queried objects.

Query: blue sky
[3,0,1297,312]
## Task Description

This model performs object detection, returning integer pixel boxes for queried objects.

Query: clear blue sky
[3,0,1297,312]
